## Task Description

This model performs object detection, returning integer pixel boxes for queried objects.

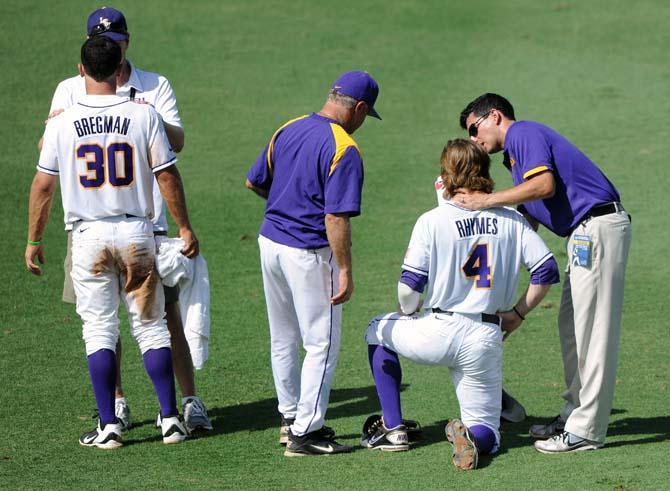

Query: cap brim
[367,106,381,120]
[98,31,129,42]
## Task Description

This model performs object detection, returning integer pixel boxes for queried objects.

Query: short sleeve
[324,145,364,216]
[37,119,60,175]
[520,218,553,272]
[148,108,178,172]
[152,77,183,128]
[246,143,273,190]
[508,124,554,180]
[402,214,431,277]
[48,79,78,115]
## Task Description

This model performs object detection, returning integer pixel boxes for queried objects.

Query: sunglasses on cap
[90,22,128,37]
[468,110,493,137]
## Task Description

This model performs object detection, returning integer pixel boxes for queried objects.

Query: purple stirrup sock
[143,348,178,418]
[469,424,496,454]
[87,349,117,426]
[368,345,403,428]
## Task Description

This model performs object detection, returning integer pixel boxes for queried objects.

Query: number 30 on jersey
[462,243,492,288]
[78,142,134,188]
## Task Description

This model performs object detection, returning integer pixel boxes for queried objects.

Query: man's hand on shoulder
[130,98,155,108]
[44,108,64,124]
[452,190,492,210]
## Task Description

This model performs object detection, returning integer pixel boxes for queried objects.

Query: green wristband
[27,239,42,246]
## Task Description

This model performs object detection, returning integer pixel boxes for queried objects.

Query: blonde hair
[440,139,494,198]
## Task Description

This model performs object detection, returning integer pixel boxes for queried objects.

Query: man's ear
[77,63,85,77]
[492,109,504,126]
[355,100,368,115]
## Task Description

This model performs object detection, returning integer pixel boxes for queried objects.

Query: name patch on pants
[572,235,592,268]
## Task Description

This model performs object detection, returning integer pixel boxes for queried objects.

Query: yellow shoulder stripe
[267,115,309,173]
[329,123,360,176]
[523,165,550,180]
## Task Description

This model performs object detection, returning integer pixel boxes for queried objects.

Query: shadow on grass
[211,384,404,436]
[497,408,670,452]
[604,414,670,448]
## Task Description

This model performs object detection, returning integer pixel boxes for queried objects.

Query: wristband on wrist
[513,306,526,321]
[27,239,42,246]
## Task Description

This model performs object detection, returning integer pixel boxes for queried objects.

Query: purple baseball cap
[332,71,381,119]
[87,7,129,42]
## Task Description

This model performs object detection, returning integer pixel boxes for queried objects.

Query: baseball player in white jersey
[25,36,198,448]
[360,139,560,470]
[40,6,211,433]
[435,174,528,424]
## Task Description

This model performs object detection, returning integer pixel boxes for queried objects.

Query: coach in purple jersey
[458,93,632,453]
[246,71,380,456]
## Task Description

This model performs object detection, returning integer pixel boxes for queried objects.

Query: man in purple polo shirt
[457,93,632,454]
[245,71,380,456]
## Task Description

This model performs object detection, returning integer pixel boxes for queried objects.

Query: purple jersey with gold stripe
[504,121,620,237]
[247,113,364,249]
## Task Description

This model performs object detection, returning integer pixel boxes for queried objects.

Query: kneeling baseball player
[361,139,559,470]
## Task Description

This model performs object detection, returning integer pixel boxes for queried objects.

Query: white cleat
[161,415,189,444]
[79,420,124,449]
[114,397,131,431]
[183,396,213,432]
[534,431,603,454]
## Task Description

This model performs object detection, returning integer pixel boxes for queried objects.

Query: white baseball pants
[258,235,342,437]
[366,310,503,447]
[71,216,170,356]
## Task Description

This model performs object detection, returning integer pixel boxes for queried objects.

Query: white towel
[155,238,210,369]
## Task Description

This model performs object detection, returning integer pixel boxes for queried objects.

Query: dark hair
[80,36,122,82]
[440,139,494,198]
[459,93,516,129]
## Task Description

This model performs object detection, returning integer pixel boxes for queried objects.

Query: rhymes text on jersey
[455,217,498,238]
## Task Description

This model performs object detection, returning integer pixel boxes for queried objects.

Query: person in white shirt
[26,36,198,448]
[39,7,211,433]
[360,139,560,470]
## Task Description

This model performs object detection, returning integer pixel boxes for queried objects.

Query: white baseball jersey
[48,61,182,231]
[402,202,553,314]
[38,94,177,224]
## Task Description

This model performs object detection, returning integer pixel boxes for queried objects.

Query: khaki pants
[62,230,76,304]
[559,210,632,443]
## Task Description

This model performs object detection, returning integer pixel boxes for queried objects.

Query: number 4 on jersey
[462,243,492,288]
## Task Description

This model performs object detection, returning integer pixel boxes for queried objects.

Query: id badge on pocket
[571,234,592,268]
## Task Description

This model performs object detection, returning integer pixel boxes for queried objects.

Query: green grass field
[2,0,669,489]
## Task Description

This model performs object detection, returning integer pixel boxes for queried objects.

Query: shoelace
[185,398,206,417]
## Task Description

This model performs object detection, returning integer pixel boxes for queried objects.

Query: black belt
[583,202,625,220]
[154,231,168,236]
[432,308,500,325]
[72,213,140,224]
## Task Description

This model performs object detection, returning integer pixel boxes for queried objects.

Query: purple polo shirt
[504,121,620,237]
[247,113,364,249]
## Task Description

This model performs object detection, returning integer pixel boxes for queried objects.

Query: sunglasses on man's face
[467,111,492,137]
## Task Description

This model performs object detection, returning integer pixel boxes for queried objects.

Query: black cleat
[360,415,409,452]
[284,428,352,457]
